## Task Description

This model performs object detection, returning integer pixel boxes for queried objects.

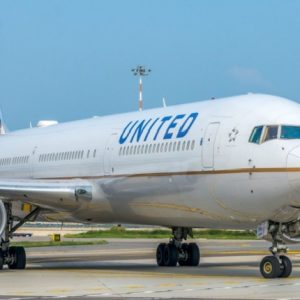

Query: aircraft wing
[0,178,93,211]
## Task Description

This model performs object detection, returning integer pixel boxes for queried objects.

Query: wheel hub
[263,262,272,274]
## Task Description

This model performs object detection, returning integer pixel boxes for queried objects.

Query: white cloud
[228,66,272,89]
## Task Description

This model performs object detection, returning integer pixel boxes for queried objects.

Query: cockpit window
[249,126,263,144]
[250,124,300,144]
[281,126,300,139]
[263,125,278,142]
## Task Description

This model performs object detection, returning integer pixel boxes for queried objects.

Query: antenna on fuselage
[131,65,151,111]
[162,97,167,108]
[0,109,7,135]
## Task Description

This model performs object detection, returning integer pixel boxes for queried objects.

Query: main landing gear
[0,202,40,270]
[259,223,292,279]
[156,227,200,267]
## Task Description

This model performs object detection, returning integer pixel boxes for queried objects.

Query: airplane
[0,93,300,279]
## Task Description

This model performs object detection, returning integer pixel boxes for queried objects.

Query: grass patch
[195,229,256,240]
[64,227,256,240]
[11,240,107,248]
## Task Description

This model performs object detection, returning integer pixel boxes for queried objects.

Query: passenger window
[160,143,164,152]
[164,143,168,152]
[263,126,278,142]
[152,144,156,153]
[186,141,190,150]
[173,142,177,151]
[191,140,195,150]
[249,126,263,144]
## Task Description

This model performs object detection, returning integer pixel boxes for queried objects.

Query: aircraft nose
[287,146,300,166]
[287,146,300,206]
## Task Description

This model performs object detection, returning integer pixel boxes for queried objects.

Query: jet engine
[0,200,6,237]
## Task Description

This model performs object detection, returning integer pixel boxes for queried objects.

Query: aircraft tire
[156,243,166,266]
[260,256,281,279]
[278,256,292,278]
[178,243,189,266]
[0,249,3,270]
[8,246,26,270]
[187,243,200,266]
[163,244,178,267]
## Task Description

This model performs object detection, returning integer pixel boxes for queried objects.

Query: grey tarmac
[1,238,300,299]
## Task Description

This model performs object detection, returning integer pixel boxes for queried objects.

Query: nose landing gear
[259,223,292,279]
[156,227,200,267]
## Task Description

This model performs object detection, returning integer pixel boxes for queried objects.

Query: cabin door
[202,122,220,168]
[103,133,117,175]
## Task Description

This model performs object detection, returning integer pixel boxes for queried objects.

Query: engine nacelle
[0,200,7,237]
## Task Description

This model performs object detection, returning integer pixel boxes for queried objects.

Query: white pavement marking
[87,295,109,298]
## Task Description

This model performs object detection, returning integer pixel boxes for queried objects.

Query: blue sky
[0,0,300,130]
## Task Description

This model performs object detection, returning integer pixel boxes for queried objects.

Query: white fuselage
[2,94,300,230]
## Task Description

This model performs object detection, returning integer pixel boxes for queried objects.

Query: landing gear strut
[0,202,40,270]
[156,227,200,267]
[260,223,292,278]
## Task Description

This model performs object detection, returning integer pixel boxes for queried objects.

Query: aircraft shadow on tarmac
[21,260,292,277]
[23,254,300,278]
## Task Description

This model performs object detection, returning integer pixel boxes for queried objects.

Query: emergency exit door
[202,122,220,168]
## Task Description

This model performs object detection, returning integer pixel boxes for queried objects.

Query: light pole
[131,66,151,111]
